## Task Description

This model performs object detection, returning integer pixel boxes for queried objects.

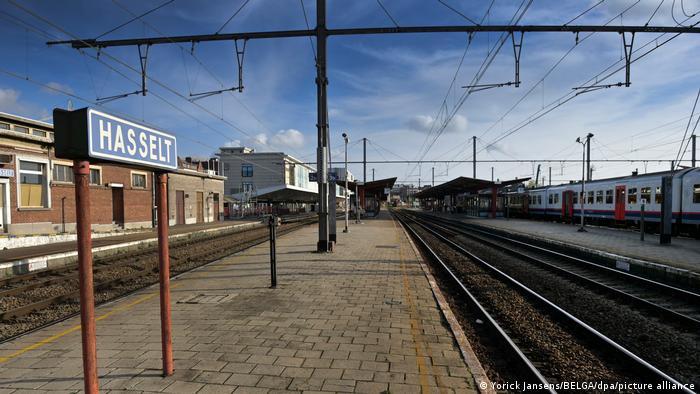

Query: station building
[0,112,224,235]
[218,146,318,216]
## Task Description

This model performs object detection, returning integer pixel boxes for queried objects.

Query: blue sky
[1,0,699,185]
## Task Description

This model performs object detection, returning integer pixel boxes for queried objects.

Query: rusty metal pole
[157,173,174,376]
[73,160,98,394]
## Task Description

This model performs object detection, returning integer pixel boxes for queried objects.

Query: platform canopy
[348,177,397,197]
[415,176,530,199]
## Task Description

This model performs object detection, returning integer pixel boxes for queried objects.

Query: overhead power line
[95,0,175,39]
[216,0,251,34]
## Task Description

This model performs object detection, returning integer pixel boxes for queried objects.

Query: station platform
[0,212,481,393]
[0,220,259,276]
[430,211,700,279]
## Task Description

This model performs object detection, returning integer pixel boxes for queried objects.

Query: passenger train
[506,168,700,237]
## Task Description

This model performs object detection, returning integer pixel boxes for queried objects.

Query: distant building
[168,157,225,225]
[217,146,318,215]
[0,112,225,235]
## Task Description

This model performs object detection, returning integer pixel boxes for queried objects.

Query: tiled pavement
[0,212,477,393]
[441,214,700,273]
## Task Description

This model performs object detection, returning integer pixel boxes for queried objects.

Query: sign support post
[54,107,179,389]
[156,173,174,376]
[73,160,99,394]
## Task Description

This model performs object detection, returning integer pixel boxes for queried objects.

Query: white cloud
[223,139,242,147]
[271,129,304,148]
[406,114,468,134]
[0,88,49,120]
[253,133,268,146]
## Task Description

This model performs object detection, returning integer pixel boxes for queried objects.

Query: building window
[694,184,700,204]
[654,186,663,204]
[628,188,637,204]
[132,173,147,188]
[53,164,74,183]
[640,187,651,204]
[90,168,101,185]
[0,122,9,130]
[32,129,47,138]
[605,190,613,204]
[19,160,47,207]
[14,125,29,134]
[242,164,253,177]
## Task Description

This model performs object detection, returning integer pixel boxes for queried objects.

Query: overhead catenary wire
[8,0,283,156]
[436,0,478,25]
[673,88,700,169]
[95,0,175,39]
[299,0,317,62]
[215,0,251,35]
[407,0,529,179]
[476,13,700,161]
[375,0,400,28]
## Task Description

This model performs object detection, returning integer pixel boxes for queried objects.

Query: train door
[561,191,573,221]
[614,185,626,220]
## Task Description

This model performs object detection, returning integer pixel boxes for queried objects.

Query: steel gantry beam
[46,2,700,252]
[48,25,700,48]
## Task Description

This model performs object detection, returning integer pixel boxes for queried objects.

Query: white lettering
[149,135,158,160]
[163,139,172,164]
[158,138,165,161]
[127,129,137,155]
[99,119,111,150]
[113,125,125,154]
[138,133,148,158]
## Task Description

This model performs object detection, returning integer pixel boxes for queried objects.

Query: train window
[628,188,637,204]
[573,193,578,204]
[605,190,613,204]
[641,187,651,204]
[655,186,663,204]
[554,193,559,204]
[538,195,542,205]
[548,194,553,204]
[587,191,594,204]
[595,190,604,204]
[694,185,700,203]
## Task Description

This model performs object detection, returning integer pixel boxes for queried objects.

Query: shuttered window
[19,160,47,207]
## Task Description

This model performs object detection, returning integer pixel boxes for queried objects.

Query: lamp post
[342,132,349,233]
[576,132,594,232]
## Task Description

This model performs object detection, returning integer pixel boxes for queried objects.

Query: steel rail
[410,213,700,328]
[393,211,554,392]
[427,214,700,303]
[400,211,694,393]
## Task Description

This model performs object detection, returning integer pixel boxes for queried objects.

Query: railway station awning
[348,177,397,197]
[415,176,530,199]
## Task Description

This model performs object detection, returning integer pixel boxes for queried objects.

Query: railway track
[393,209,696,393]
[0,215,318,341]
[412,212,700,330]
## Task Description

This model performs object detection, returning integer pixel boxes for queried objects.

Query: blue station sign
[54,108,177,171]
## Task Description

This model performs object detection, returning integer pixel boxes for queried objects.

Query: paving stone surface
[0,212,477,393]
[439,213,700,273]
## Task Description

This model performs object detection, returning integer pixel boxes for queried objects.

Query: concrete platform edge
[394,214,494,394]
